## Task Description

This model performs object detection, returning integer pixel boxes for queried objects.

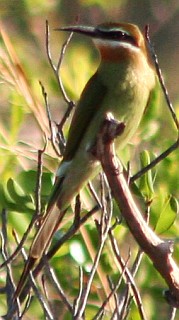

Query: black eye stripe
[95,29,137,46]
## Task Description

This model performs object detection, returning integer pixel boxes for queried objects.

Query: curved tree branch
[95,114,179,309]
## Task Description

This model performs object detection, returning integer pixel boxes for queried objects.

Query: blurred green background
[0,1,179,319]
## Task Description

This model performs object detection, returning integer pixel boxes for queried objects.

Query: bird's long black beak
[55,25,97,38]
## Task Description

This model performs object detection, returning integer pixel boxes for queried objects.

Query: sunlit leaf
[155,195,178,234]
[138,150,155,200]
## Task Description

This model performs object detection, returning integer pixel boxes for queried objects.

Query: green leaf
[1,178,35,213]
[0,170,54,214]
[155,195,178,234]
[17,170,53,196]
[170,196,179,214]
[138,150,155,199]
[7,178,32,204]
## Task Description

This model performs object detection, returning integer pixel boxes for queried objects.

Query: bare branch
[95,115,179,309]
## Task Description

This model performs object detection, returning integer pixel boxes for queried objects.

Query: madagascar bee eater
[14,22,156,298]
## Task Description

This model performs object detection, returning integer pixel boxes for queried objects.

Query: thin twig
[0,145,46,269]
[74,183,113,318]
[16,203,99,302]
[108,231,147,320]
[44,262,73,314]
[46,20,71,105]
[108,277,121,319]
[45,20,75,131]
[145,25,179,132]
[131,27,179,183]
[168,307,177,320]
[131,139,179,183]
[39,81,63,156]
[13,231,54,320]
[88,181,103,210]
[93,253,131,320]
[0,209,17,316]
[117,202,151,319]
[73,267,84,315]
[47,205,99,261]
[93,273,123,320]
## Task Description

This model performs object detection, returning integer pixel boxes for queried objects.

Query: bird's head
[56,22,151,63]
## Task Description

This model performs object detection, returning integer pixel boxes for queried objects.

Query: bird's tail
[13,256,36,301]
[14,177,66,300]
[13,209,66,301]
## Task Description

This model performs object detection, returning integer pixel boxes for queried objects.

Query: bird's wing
[46,71,107,211]
[63,71,107,161]
[13,72,107,300]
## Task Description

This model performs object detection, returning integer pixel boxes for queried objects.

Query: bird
[14,22,156,299]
